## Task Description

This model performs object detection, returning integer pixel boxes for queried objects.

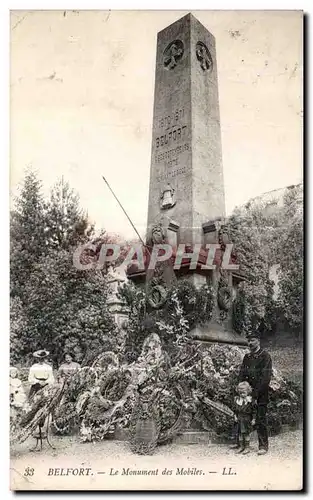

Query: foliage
[47,343,303,445]
[228,185,303,338]
[12,244,117,367]
[10,170,303,450]
[119,279,214,362]
[10,297,29,365]
[10,170,47,301]
[276,186,303,337]
[227,202,278,336]
[10,170,47,364]
[170,280,214,329]
[44,177,93,251]
[89,234,140,271]
[192,344,302,438]
[10,171,118,366]
[119,284,147,363]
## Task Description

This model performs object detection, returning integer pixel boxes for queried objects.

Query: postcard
[10,10,303,491]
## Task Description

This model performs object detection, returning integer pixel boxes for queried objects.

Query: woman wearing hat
[28,350,55,399]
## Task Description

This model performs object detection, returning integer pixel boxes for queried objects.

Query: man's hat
[33,349,49,359]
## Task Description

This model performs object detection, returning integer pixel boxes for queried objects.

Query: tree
[227,184,303,339]
[10,296,29,365]
[10,171,118,366]
[45,177,93,250]
[23,248,117,365]
[10,170,47,364]
[10,170,47,302]
[277,186,303,338]
[227,202,277,336]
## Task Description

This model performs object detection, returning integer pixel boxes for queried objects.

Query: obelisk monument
[129,13,246,345]
[147,13,225,247]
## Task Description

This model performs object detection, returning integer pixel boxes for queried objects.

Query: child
[10,366,27,408]
[231,381,256,455]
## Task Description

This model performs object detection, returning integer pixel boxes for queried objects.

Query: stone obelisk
[129,13,246,346]
[147,13,225,247]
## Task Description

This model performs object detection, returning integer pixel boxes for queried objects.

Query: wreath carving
[147,284,168,309]
[217,285,232,311]
[163,40,184,69]
[196,42,213,72]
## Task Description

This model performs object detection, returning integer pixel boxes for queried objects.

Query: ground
[11,343,303,491]
[10,430,302,491]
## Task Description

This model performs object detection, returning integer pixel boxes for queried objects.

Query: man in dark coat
[239,333,272,455]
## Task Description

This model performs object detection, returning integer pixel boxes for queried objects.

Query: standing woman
[28,350,55,400]
[12,351,71,449]
[58,353,81,379]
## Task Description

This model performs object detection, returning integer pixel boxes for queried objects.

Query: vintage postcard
[10,10,303,491]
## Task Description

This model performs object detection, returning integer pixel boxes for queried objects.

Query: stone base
[114,427,129,441]
[174,431,212,445]
[112,424,302,446]
[190,322,248,346]
[114,429,214,445]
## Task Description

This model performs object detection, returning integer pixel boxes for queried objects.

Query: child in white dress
[10,367,27,408]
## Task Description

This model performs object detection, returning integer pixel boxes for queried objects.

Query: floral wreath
[146,283,168,309]
[92,351,119,370]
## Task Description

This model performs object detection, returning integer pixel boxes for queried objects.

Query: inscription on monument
[155,126,187,149]
[157,108,185,130]
[156,166,187,183]
[155,107,187,148]
[155,143,190,166]
[153,104,189,179]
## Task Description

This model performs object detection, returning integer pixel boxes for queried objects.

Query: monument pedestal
[190,323,247,346]
[127,272,247,347]
[127,218,247,347]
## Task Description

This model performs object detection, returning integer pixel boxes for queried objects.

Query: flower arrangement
[47,280,302,447]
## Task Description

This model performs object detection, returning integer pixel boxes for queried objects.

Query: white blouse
[28,363,55,385]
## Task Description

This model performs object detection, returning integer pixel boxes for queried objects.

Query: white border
[2,1,309,499]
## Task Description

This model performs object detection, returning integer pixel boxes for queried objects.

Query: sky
[10,10,303,239]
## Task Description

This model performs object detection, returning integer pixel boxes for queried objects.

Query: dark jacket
[234,395,257,434]
[239,349,272,402]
